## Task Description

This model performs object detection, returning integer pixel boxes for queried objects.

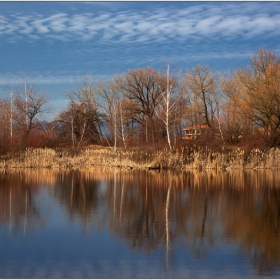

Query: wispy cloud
[0,72,110,86]
[1,2,279,44]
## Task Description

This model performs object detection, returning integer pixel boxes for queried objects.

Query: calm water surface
[0,168,280,278]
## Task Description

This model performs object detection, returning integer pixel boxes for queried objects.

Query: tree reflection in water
[51,168,280,276]
[0,168,280,276]
[0,169,48,236]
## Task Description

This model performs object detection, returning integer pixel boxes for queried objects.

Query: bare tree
[9,89,14,141]
[122,67,166,144]
[222,48,280,146]
[116,95,132,150]
[96,78,120,152]
[14,87,48,136]
[55,77,103,152]
[183,65,218,127]
[155,65,181,151]
[96,75,135,151]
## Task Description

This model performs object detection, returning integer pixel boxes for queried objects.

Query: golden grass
[1,146,280,170]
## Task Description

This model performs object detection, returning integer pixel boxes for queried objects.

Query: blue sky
[1,1,280,118]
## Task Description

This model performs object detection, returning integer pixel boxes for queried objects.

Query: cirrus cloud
[0,2,279,44]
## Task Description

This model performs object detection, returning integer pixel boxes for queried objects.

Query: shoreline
[0,147,280,171]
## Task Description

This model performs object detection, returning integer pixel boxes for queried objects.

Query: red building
[182,124,210,140]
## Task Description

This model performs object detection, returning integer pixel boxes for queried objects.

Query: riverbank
[1,146,280,170]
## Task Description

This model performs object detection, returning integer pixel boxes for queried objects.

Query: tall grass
[1,146,280,170]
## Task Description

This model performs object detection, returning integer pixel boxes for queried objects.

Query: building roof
[182,124,209,130]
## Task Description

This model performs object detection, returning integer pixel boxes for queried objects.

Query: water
[0,168,280,278]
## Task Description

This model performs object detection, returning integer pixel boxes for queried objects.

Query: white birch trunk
[10,90,13,140]
[166,65,173,151]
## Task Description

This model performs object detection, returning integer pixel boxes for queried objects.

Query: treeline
[1,48,280,154]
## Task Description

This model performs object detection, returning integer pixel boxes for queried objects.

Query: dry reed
[1,146,280,170]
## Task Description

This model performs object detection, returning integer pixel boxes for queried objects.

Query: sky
[1,1,280,119]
